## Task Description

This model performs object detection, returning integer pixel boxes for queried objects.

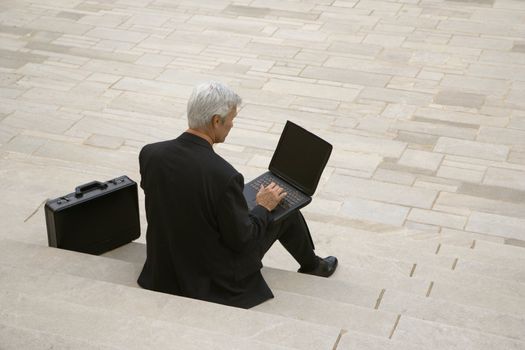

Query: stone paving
[2,0,524,245]
[1,0,525,348]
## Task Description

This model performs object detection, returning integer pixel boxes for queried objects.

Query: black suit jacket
[137,132,273,308]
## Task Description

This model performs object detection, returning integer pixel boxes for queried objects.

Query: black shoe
[298,256,338,278]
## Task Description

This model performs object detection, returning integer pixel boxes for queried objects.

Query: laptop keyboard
[248,174,305,209]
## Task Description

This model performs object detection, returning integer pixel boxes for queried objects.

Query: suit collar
[179,132,213,150]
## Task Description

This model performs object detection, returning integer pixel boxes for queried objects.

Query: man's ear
[212,115,220,127]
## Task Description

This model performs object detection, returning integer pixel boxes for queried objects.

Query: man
[138,81,337,309]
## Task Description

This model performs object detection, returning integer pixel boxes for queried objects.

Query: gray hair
[186,81,242,129]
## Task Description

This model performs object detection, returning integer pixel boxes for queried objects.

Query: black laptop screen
[269,121,332,196]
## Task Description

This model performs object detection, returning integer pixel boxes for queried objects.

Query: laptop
[243,121,333,222]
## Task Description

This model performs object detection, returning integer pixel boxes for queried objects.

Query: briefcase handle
[75,181,108,198]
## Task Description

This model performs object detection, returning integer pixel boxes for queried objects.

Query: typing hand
[256,182,287,211]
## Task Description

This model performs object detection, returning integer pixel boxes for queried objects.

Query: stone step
[304,215,499,248]
[393,229,512,256]
[109,241,494,327]
[105,243,423,342]
[262,243,525,327]
[254,288,525,349]
[356,241,455,269]
[393,315,525,350]
[106,238,522,349]
[266,244,525,318]
[104,241,431,302]
[387,234,525,276]
[260,231,525,337]
[404,227,506,245]
[429,282,525,317]
[307,221,453,269]
[105,241,442,305]
[0,262,341,350]
[308,220,525,273]
[453,257,525,284]
[308,217,525,257]
[351,239,525,286]
[0,289,297,350]
[0,323,123,350]
[337,330,421,350]
[439,241,525,265]
[3,239,470,348]
[106,241,441,320]
[7,238,524,348]
[405,230,477,247]
[380,230,525,268]
[264,237,422,281]
[377,238,525,287]
[336,236,525,301]
[101,243,423,336]
[428,278,525,318]
[253,289,398,338]
[262,267,380,309]
[302,220,525,290]
[101,240,147,264]
[0,238,140,287]
[468,239,525,259]
[325,262,430,296]
[265,264,523,317]
[379,289,525,341]
[264,238,525,308]
[0,239,388,313]
[413,263,525,300]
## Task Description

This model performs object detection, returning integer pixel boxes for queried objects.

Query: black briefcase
[45,175,141,255]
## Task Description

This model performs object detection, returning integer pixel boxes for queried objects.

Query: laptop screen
[269,121,332,196]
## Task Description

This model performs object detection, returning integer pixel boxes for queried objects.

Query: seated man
[137,81,337,309]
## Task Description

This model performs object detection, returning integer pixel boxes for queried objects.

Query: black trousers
[258,210,318,271]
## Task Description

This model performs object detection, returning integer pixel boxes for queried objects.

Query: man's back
[138,132,273,308]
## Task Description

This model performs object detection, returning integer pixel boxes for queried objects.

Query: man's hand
[256,182,287,211]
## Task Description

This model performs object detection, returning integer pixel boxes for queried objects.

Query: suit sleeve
[138,145,149,192]
[217,173,270,252]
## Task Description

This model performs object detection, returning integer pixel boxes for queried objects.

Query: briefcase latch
[75,181,108,198]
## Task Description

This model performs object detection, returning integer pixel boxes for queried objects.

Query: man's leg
[259,210,338,277]
[260,210,319,271]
